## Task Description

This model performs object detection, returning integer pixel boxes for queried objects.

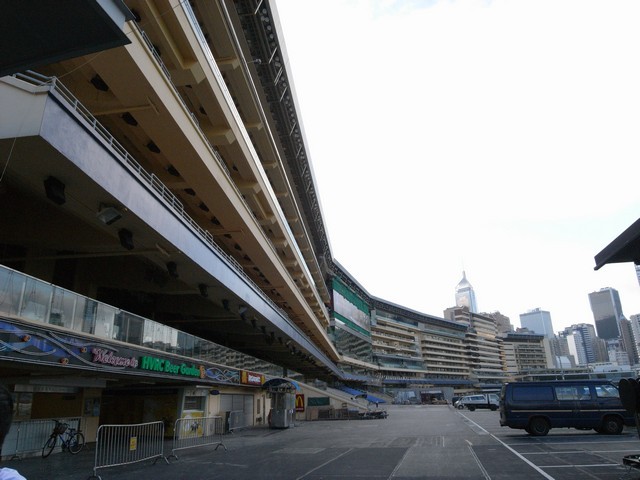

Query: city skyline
[469,278,638,335]
[274,0,640,331]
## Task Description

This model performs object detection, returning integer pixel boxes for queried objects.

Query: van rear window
[512,386,553,401]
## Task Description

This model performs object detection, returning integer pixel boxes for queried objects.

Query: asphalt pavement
[4,405,640,480]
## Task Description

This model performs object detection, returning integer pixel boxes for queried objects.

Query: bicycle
[42,420,85,458]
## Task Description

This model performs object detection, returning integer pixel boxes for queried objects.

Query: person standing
[0,385,26,480]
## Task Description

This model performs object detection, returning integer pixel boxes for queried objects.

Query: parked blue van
[499,380,635,436]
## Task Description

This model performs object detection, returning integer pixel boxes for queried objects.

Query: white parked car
[455,393,499,411]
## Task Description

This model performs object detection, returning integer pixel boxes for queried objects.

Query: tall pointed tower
[455,271,478,313]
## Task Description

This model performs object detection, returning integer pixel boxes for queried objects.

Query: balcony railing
[179,1,325,315]
[9,70,317,353]
[0,264,278,373]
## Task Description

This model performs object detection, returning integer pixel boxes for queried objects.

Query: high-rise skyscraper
[519,308,555,338]
[455,271,478,313]
[559,323,598,364]
[630,314,640,364]
[619,318,636,364]
[566,330,589,365]
[588,287,625,340]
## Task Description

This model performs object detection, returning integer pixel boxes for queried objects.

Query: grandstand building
[0,0,546,445]
[444,307,507,390]
[0,0,341,442]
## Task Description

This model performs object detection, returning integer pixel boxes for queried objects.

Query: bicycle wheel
[68,432,85,454]
[42,435,57,458]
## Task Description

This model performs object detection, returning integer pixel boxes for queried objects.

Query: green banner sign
[139,355,203,378]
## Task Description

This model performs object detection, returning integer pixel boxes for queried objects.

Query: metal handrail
[180,1,324,306]
[9,70,328,365]
[129,18,324,318]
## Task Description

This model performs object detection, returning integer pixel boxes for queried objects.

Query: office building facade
[559,323,598,365]
[501,333,553,377]
[588,288,625,340]
[630,314,640,365]
[519,308,555,338]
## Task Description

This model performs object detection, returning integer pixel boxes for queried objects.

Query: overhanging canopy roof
[0,0,134,77]
[262,378,300,392]
[594,218,640,270]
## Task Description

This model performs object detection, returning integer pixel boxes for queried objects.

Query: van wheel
[468,406,475,411]
[528,417,550,436]
[490,405,498,411]
[600,416,623,435]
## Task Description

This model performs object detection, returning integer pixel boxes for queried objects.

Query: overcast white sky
[273,0,640,333]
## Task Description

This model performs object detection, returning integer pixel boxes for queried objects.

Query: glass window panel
[334,323,372,363]
[112,312,128,342]
[125,313,143,346]
[95,304,116,340]
[555,386,582,401]
[596,384,619,398]
[49,287,76,329]
[20,278,52,322]
[184,396,204,411]
[178,332,194,357]
[75,297,97,334]
[206,341,219,360]
[167,327,179,354]
[0,268,25,317]
[158,324,172,352]
[143,320,155,348]
[193,337,203,359]
[153,322,168,352]
[143,321,168,351]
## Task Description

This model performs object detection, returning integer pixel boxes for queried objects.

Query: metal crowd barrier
[89,421,168,480]
[169,415,226,460]
[4,417,81,459]
[227,410,245,432]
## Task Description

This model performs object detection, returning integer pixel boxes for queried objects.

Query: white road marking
[523,450,638,455]
[468,444,492,480]
[461,413,556,480]
[539,464,617,468]
[295,447,354,480]
[388,445,414,479]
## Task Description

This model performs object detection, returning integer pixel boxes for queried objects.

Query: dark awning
[262,378,300,392]
[594,218,640,270]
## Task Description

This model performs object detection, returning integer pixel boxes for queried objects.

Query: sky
[272,0,640,333]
